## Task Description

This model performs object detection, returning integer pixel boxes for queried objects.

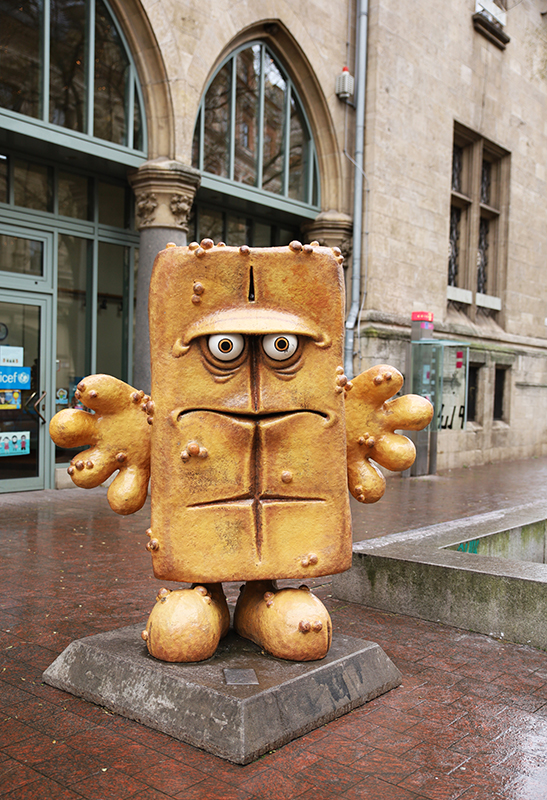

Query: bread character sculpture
[50,240,433,662]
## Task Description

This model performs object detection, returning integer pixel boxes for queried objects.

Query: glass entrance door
[0,292,52,491]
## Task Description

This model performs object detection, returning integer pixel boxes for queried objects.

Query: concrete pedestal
[43,625,401,764]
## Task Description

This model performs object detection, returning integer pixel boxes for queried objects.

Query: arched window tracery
[192,42,319,213]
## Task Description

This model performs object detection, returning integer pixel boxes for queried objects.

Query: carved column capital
[128,158,201,232]
[303,210,353,264]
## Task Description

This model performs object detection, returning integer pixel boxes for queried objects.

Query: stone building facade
[359,0,547,469]
[1,0,546,491]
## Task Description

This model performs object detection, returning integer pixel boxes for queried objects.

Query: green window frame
[0,0,147,168]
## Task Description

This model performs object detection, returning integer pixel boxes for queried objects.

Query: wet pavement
[351,455,547,540]
[2,456,547,799]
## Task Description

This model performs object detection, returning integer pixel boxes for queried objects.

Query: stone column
[302,210,353,262]
[128,158,201,393]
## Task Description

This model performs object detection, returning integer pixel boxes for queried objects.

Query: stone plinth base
[43,625,401,764]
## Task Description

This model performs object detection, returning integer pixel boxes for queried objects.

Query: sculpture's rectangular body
[148,244,352,583]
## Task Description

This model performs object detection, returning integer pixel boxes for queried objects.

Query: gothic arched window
[192,43,319,213]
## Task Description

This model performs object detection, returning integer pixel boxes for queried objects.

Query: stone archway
[107,0,175,160]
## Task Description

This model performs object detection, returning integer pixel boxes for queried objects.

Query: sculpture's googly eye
[263,334,298,361]
[208,334,244,361]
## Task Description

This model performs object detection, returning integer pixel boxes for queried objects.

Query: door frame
[0,288,55,493]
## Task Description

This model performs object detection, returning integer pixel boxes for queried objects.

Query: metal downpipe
[344,0,368,378]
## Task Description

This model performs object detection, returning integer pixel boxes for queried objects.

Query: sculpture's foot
[142,583,230,662]
[234,581,332,661]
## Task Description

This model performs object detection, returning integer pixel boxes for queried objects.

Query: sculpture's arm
[345,364,433,503]
[49,375,152,515]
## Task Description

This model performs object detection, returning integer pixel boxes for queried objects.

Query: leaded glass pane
[58,171,91,219]
[204,63,231,178]
[235,46,260,186]
[13,159,53,212]
[49,0,86,131]
[0,0,42,118]
[288,93,308,202]
[477,217,489,294]
[481,160,491,206]
[94,0,129,145]
[262,53,285,194]
[452,144,463,193]
[448,206,461,287]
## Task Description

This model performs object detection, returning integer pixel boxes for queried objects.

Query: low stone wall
[333,501,547,650]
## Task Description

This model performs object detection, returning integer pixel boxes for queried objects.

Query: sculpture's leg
[142,583,230,662]
[234,581,332,661]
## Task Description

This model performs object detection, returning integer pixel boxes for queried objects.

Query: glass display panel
[262,53,286,195]
[279,227,297,246]
[49,0,86,131]
[94,0,129,145]
[98,181,126,228]
[13,159,53,212]
[0,235,43,276]
[288,93,308,202]
[58,171,91,220]
[198,208,223,243]
[96,242,126,379]
[56,235,90,461]
[226,215,248,247]
[253,222,272,246]
[0,300,41,480]
[234,46,260,187]
[203,63,231,178]
[0,0,42,119]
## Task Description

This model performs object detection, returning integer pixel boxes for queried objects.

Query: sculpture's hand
[345,364,433,503]
[49,375,152,515]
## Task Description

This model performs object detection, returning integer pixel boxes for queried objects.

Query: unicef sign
[0,366,31,390]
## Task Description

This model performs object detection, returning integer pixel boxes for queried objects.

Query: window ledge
[476,292,502,311]
[492,419,510,429]
[472,12,510,50]
[466,421,483,432]
[447,285,472,304]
